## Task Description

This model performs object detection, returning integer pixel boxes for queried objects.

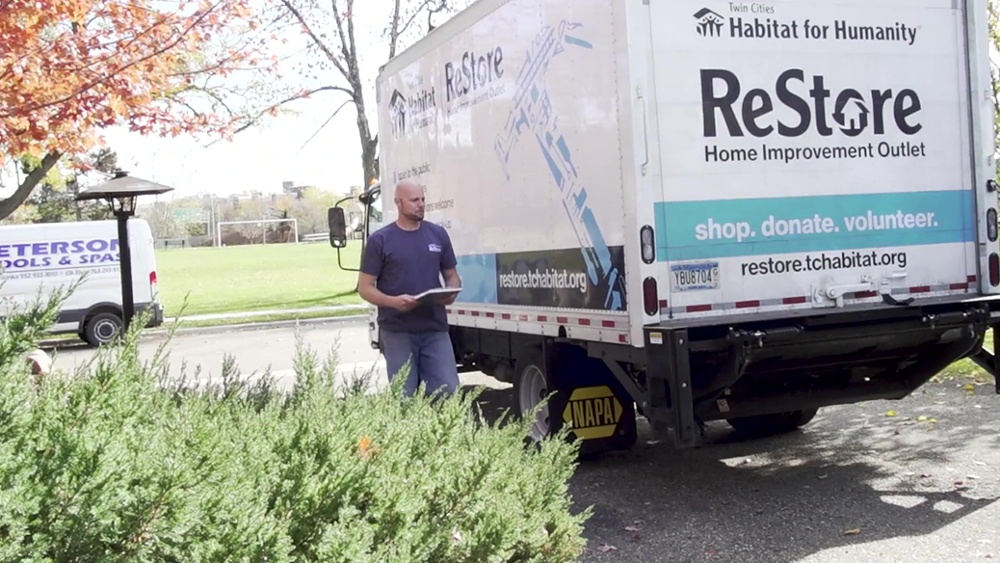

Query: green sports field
[154,242,365,317]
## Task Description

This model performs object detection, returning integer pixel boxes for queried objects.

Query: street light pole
[76,170,173,342]
[114,208,135,332]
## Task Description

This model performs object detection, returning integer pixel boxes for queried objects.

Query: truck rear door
[647,0,991,318]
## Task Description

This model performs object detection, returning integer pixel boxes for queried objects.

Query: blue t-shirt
[359,221,458,333]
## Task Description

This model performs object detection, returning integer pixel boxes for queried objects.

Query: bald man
[357,180,462,397]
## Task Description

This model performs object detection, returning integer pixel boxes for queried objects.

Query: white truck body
[0,219,163,345]
[375,0,997,348]
[338,0,1000,453]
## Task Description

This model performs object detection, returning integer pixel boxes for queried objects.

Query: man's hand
[438,291,459,306]
[392,294,419,312]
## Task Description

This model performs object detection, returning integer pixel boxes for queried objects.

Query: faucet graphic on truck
[494,19,626,312]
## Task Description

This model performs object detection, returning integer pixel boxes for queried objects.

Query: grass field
[155,242,364,317]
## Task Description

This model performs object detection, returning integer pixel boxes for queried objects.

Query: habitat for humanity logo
[693,8,724,37]
[691,5,919,45]
[387,82,437,139]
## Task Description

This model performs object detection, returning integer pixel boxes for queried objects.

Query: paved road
[48,317,395,392]
[45,321,1000,562]
[574,383,1000,563]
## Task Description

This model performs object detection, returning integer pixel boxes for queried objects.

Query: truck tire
[726,408,819,438]
[83,311,122,347]
[512,344,637,457]
[512,349,558,444]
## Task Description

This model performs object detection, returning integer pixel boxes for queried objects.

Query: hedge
[0,289,590,561]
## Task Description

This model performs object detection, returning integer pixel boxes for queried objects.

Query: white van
[0,218,164,346]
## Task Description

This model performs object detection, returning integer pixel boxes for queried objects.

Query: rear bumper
[137,302,164,328]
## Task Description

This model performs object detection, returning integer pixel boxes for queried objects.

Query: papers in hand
[413,287,462,304]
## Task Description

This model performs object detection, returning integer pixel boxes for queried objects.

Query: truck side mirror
[328,207,348,248]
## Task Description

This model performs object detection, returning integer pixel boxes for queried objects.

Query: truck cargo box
[373,0,999,349]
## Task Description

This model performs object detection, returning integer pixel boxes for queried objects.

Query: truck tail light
[640,225,655,264]
[988,208,997,242]
[990,254,1000,287]
[150,271,159,299]
[643,277,659,316]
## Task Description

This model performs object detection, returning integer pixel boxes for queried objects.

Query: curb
[145,313,370,338]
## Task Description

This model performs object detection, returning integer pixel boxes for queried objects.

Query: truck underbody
[448,297,1000,454]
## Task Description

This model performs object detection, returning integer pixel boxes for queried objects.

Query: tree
[0,0,284,220]
[5,148,121,224]
[274,0,463,188]
[141,202,185,240]
[272,186,338,235]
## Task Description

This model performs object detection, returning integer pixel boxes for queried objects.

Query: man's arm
[442,267,462,288]
[438,231,462,305]
[358,272,406,309]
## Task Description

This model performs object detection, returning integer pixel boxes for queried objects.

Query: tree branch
[282,0,351,83]
[389,0,403,59]
[394,0,434,49]
[330,0,357,80]
[300,99,353,150]
[346,0,358,74]
[224,85,355,137]
[0,151,62,221]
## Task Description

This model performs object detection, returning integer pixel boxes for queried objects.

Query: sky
[86,0,460,201]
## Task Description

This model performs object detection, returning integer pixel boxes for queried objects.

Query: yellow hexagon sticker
[562,386,623,440]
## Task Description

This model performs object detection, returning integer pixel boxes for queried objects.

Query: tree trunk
[355,98,380,188]
[0,151,62,221]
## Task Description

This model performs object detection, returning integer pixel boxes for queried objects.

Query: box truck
[328,0,1000,455]
[0,219,164,346]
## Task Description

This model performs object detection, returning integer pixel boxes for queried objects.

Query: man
[357,179,462,397]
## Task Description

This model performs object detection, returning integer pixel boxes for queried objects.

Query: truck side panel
[375,0,634,344]
[647,0,989,320]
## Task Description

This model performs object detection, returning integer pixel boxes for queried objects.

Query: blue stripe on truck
[653,189,976,261]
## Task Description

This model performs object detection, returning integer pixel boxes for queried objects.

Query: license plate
[671,262,720,292]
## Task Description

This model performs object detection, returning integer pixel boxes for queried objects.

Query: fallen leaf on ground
[886,410,898,417]
[597,544,617,553]
[624,525,641,532]
[844,528,862,536]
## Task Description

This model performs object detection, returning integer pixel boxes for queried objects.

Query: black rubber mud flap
[547,342,638,458]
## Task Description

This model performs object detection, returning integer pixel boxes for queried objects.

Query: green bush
[0,293,589,561]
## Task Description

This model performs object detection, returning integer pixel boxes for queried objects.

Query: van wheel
[83,312,122,347]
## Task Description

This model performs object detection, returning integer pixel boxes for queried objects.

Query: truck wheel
[512,345,637,457]
[512,350,556,443]
[83,312,122,347]
[726,408,819,438]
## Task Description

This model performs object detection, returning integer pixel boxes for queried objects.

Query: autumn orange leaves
[0,0,279,161]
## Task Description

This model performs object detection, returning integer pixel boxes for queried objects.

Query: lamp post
[76,170,174,336]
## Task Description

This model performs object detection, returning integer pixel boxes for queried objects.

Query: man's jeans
[380,329,459,397]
